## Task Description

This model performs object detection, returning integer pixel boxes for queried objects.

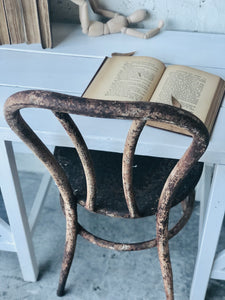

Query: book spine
[0,0,10,45]
[3,0,25,44]
[21,0,41,44]
[36,0,52,49]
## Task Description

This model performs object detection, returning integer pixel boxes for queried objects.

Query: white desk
[0,23,225,299]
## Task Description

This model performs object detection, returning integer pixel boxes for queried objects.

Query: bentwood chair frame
[4,90,209,300]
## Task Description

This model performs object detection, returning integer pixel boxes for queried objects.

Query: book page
[151,65,221,123]
[83,56,165,102]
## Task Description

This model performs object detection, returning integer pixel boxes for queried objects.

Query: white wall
[50,0,225,34]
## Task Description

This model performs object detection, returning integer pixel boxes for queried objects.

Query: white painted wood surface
[0,23,225,297]
[0,25,225,164]
[0,141,38,281]
[190,164,225,300]
[197,164,214,246]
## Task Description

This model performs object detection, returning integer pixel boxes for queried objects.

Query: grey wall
[49,0,225,34]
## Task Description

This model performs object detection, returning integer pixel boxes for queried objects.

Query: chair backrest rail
[122,119,146,218]
[4,90,209,219]
[54,111,96,211]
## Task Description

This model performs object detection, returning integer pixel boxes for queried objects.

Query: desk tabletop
[0,23,225,163]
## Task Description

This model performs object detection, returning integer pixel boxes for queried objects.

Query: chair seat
[54,147,203,218]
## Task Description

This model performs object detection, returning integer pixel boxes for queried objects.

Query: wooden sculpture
[71,0,164,38]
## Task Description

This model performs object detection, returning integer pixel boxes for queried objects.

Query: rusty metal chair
[4,90,209,300]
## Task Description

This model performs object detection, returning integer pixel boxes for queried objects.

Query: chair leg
[57,203,78,296]
[157,209,174,300]
[59,194,65,216]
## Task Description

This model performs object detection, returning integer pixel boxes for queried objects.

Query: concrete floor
[1,152,225,300]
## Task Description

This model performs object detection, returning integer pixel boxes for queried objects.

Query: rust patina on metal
[4,90,209,299]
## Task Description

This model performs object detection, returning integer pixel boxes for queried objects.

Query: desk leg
[190,164,225,300]
[198,163,214,246]
[0,140,38,281]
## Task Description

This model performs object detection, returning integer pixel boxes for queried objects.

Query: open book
[83,56,225,135]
